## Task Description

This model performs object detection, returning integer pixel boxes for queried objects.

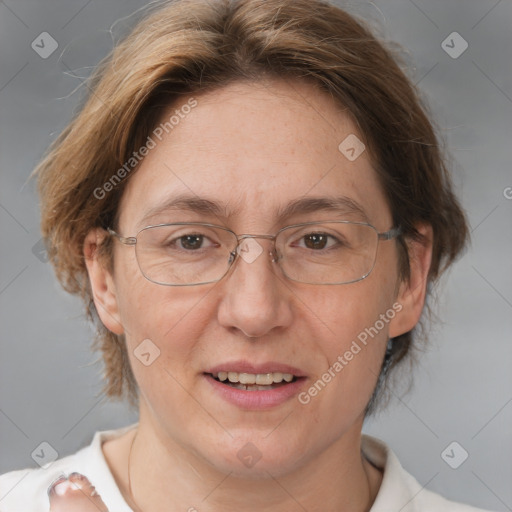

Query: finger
[48,472,109,512]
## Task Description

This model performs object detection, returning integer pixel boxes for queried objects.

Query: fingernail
[53,480,75,496]
[48,478,75,497]
[47,475,67,497]
[47,472,90,498]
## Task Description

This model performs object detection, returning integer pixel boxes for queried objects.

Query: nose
[216,237,293,339]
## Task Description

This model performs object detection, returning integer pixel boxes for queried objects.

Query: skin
[48,472,108,512]
[78,77,432,511]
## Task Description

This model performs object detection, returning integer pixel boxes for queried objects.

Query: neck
[114,417,382,512]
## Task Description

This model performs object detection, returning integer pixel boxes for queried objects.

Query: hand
[48,472,109,512]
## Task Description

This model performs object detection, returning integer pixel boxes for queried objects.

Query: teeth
[256,373,273,385]
[239,373,256,385]
[213,371,296,385]
[272,372,283,383]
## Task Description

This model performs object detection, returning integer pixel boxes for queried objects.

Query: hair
[35,0,469,413]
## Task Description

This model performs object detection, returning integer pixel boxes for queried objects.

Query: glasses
[107,221,401,286]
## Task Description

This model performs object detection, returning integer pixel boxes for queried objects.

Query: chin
[197,434,310,479]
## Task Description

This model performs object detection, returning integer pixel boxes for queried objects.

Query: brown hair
[35,0,468,412]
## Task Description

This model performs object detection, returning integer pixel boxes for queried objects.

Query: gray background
[0,0,511,510]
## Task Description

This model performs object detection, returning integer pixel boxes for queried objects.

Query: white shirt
[0,423,494,511]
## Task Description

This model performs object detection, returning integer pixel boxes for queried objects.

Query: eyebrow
[139,194,234,227]
[276,195,369,223]
[138,193,369,228]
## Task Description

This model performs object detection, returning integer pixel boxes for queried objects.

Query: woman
[0,0,495,510]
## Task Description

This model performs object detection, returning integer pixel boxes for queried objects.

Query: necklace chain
[127,428,144,512]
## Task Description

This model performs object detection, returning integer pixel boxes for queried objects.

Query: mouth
[204,362,307,408]
[207,371,299,391]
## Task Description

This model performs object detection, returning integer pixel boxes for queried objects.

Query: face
[86,78,428,478]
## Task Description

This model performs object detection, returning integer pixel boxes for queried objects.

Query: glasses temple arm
[377,226,402,240]
[107,227,137,246]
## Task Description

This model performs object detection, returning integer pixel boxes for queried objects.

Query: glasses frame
[107,221,402,286]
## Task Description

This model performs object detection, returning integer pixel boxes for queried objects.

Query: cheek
[113,246,204,338]
[299,266,398,413]
[113,251,215,386]
[304,270,395,351]
[116,280,216,413]
[118,280,211,351]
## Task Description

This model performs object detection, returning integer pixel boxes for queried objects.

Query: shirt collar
[85,422,138,511]
[362,434,421,512]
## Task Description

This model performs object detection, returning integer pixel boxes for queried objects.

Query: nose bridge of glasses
[236,233,276,241]
[234,233,279,263]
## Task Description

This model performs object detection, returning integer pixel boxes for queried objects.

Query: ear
[388,224,433,338]
[84,228,124,335]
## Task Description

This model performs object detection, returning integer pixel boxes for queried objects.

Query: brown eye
[179,234,204,250]
[302,233,332,250]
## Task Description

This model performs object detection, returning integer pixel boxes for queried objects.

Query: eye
[296,232,339,250]
[178,234,203,250]
[174,233,217,250]
[159,233,217,251]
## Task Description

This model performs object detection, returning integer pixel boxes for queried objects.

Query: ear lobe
[388,224,433,339]
[84,229,124,335]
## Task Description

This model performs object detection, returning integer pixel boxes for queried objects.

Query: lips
[204,361,307,408]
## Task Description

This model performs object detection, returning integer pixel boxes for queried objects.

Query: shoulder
[362,435,497,512]
[401,470,494,512]
[0,423,137,512]
[0,447,90,512]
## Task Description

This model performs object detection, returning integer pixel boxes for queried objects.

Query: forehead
[118,78,390,231]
